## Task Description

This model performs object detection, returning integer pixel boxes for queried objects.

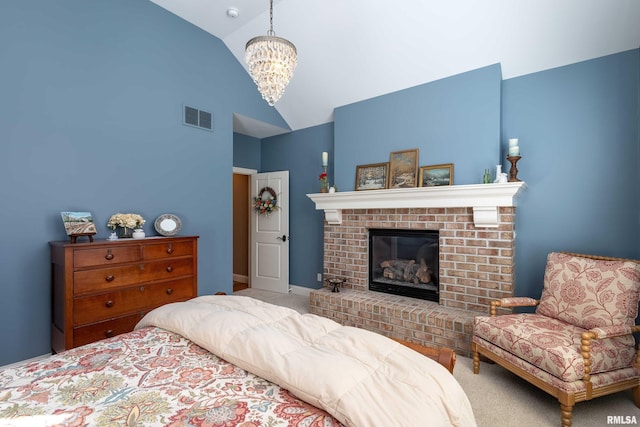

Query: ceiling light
[245,0,297,106]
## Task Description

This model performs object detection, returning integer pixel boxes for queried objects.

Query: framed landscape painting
[419,163,454,187]
[388,149,419,188]
[60,211,97,235]
[355,162,389,190]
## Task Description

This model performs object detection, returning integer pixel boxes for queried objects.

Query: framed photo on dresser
[60,211,97,236]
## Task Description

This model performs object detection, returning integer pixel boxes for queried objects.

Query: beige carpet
[235,288,638,427]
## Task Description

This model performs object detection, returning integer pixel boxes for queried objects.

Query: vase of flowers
[319,171,328,193]
[108,213,145,238]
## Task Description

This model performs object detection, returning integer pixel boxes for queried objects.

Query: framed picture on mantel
[419,163,454,187]
[355,162,389,191]
[388,149,419,189]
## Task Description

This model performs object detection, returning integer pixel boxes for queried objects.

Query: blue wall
[261,123,334,287]
[233,133,262,171]
[502,50,640,299]
[0,0,288,365]
[334,64,503,188]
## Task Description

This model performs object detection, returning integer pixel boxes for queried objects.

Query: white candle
[508,138,520,156]
[322,151,328,167]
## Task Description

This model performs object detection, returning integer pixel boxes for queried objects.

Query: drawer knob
[139,264,145,270]
[105,329,114,338]
[139,286,145,292]
[106,275,115,282]
[166,266,173,273]
[166,288,173,295]
[105,249,114,261]
[105,300,114,308]
[166,244,174,254]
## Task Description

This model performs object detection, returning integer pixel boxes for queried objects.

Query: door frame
[232,167,256,287]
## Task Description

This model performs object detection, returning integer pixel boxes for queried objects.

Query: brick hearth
[309,205,518,356]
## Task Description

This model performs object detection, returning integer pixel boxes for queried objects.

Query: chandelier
[245,0,297,106]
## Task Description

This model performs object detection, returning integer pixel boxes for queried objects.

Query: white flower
[108,213,145,229]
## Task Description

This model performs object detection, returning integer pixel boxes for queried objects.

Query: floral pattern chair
[472,252,640,427]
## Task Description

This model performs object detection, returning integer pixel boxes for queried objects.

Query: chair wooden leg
[472,347,480,374]
[633,384,639,407]
[560,403,574,427]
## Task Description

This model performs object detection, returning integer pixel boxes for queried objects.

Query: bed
[0,295,476,426]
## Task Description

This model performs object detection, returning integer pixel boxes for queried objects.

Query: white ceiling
[150,0,640,138]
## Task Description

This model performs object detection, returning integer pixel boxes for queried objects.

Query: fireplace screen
[368,229,439,302]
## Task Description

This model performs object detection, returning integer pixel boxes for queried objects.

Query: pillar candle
[322,151,328,167]
[508,138,520,156]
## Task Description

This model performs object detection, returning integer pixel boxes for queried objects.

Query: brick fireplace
[307,183,526,356]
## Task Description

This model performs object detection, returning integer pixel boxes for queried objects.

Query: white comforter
[136,295,476,427]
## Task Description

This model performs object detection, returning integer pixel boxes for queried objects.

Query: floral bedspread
[0,327,344,427]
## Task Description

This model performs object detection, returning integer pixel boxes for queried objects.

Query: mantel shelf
[307,182,527,228]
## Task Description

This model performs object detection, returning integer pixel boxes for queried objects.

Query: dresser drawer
[144,240,194,259]
[73,258,194,295]
[73,313,146,348]
[73,278,195,325]
[74,246,141,268]
[74,264,146,294]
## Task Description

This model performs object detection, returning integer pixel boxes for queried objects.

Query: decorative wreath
[254,186,279,216]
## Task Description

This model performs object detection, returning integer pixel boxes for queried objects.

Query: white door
[250,171,289,293]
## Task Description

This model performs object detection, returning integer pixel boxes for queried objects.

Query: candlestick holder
[506,156,522,182]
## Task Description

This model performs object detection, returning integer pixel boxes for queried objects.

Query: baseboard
[233,274,248,284]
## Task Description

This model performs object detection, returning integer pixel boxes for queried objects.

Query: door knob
[277,235,288,242]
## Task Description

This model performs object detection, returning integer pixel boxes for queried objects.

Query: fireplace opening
[368,228,439,302]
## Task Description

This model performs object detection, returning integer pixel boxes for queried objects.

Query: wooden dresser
[50,235,198,353]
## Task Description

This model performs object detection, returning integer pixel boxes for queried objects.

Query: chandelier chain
[268,0,275,36]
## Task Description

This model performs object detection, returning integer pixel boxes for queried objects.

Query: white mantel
[307,182,527,227]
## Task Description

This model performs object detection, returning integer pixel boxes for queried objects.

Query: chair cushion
[472,335,640,394]
[536,252,640,329]
[474,313,636,382]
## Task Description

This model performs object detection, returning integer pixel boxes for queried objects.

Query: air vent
[183,105,213,131]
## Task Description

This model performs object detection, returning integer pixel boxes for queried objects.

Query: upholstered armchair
[472,252,640,427]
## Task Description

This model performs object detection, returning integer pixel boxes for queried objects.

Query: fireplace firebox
[368,229,439,302]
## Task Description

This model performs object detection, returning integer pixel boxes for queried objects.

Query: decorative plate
[154,214,182,236]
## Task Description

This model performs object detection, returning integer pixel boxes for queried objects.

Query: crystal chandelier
[245,0,297,106]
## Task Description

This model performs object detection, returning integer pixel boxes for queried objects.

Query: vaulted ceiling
[150,0,640,137]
